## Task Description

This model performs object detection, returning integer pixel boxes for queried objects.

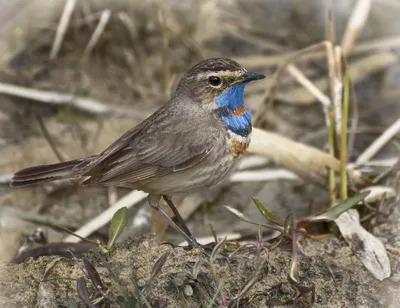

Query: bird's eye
[208,76,222,87]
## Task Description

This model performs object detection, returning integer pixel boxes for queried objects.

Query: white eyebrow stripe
[196,70,244,80]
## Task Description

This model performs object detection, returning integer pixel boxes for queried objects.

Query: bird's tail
[11,157,94,187]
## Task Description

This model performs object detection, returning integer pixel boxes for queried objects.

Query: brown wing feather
[82,102,225,186]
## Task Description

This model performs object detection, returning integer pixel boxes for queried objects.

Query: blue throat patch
[214,82,252,137]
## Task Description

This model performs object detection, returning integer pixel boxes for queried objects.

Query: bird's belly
[136,152,236,195]
[202,155,237,187]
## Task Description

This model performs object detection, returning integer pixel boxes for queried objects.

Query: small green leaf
[107,207,128,249]
[252,197,280,225]
[312,191,370,222]
[116,292,138,308]
[224,205,283,232]
[115,295,126,307]
[284,214,293,237]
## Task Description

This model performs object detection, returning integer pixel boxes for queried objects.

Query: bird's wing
[82,107,224,185]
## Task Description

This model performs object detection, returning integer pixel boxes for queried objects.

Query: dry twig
[0,82,146,119]
[249,127,339,181]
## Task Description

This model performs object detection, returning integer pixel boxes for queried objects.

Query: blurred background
[0,0,399,267]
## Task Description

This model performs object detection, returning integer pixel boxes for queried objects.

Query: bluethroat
[11,58,265,248]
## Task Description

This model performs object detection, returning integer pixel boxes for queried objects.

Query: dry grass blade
[341,0,372,57]
[84,9,111,55]
[333,46,344,136]
[358,157,398,167]
[50,0,77,60]
[356,117,400,165]
[286,64,331,108]
[287,63,331,126]
[230,169,299,183]
[237,156,269,170]
[354,34,400,53]
[209,236,228,306]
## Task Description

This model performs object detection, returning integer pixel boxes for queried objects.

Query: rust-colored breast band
[231,139,249,157]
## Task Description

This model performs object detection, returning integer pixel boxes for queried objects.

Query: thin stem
[328,109,337,205]
[36,115,66,162]
[158,7,170,100]
[340,66,350,201]
[326,23,338,206]
[292,231,298,263]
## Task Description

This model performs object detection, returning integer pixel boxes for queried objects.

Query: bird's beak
[242,72,266,82]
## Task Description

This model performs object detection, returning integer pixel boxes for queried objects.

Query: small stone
[173,276,185,287]
[184,284,193,297]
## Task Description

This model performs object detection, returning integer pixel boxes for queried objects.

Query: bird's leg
[147,194,200,248]
[162,195,200,247]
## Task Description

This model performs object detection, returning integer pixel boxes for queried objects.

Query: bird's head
[174,58,265,111]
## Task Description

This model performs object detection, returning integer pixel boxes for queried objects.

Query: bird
[11,58,265,248]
